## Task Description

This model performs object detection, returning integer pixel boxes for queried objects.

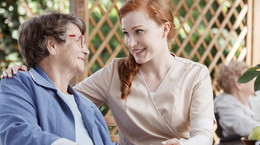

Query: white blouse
[214,92,260,137]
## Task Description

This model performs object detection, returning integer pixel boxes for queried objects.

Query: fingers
[21,65,27,71]
[162,138,180,145]
[6,67,13,78]
[2,69,12,78]
[1,64,27,79]
[1,71,8,79]
[1,71,6,79]
[10,64,23,74]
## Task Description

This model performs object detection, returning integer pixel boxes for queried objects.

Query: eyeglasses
[67,34,86,48]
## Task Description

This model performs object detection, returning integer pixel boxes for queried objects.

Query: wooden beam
[252,0,260,66]
[69,0,89,86]
[246,0,253,65]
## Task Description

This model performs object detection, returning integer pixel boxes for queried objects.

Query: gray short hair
[216,60,249,93]
[18,11,86,67]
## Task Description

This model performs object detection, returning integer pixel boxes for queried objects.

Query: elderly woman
[0,11,116,145]
[214,60,260,143]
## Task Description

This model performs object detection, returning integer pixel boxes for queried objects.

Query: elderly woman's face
[56,23,89,74]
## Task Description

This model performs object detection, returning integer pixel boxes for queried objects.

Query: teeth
[134,49,144,53]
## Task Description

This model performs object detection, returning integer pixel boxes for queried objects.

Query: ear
[45,36,57,55]
[162,22,171,38]
[234,82,242,90]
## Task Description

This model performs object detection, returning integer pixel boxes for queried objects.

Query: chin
[76,66,85,74]
[135,58,152,65]
[135,59,145,65]
[133,56,146,64]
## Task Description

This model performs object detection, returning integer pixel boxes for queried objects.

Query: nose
[82,44,90,55]
[126,35,137,48]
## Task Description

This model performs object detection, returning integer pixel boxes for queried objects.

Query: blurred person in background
[214,60,260,145]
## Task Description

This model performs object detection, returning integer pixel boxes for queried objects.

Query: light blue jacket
[0,65,117,145]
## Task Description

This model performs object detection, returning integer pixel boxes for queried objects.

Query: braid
[118,53,140,99]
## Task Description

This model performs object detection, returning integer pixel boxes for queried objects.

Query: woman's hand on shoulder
[1,64,27,79]
[162,138,181,145]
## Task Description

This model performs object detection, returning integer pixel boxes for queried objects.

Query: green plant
[237,64,260,92]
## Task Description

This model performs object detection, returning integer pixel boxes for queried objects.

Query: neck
[140,52,174,92]
[38,59,74,94]
[230,91,251,107]
[140,52,174,79]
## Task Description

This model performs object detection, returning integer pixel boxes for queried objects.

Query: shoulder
[91,57,125,77]
[175,56,208,71]
[214,93,240,110]
[0,71,37,106]
[174,56,209,79]
[0,71,33,88]
[103,57,125,70]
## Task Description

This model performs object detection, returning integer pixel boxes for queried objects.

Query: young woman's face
[121,10,167,64]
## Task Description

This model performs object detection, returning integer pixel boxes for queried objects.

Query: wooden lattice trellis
[168,0,250,96]
[80,0,252,97]
[71,0,254,144]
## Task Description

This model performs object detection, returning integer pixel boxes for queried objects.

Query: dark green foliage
[238,65,260,92]
[0,0,69,79]
[0,0,23,75]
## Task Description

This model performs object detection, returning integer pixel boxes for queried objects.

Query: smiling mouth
[133,48,146,55]
[78,57,85,62]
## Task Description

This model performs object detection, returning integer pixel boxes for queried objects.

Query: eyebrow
[122,25,143,31]
[132,25,143,30]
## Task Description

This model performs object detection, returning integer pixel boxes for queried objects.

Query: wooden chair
[104,116,120,144]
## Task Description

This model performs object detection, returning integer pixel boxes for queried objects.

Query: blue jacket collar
[29,65,95,106]
[28,64,57,90]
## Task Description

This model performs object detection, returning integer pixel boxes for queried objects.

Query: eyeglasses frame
[67,34,86,48]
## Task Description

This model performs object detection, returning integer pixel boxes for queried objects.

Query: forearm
[218,107,260,136]
[0,119,59,145]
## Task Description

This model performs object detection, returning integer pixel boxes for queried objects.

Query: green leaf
[237,66,260,83]
[254,73,260,92]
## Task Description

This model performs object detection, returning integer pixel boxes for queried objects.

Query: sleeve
[218,98,260,136]
[74,59,117,107]
[180,66,215,144]
[190,66,215,121]
[179,119,214,145]
[256,90,260,96]
[0,74,61,145]
[251,93,260,121]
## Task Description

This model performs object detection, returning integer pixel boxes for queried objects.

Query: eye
[136,29,143,34]
[123,31,129,36]
[76,37,81,42]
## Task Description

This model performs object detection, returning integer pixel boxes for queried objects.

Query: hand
[162,138,181,145]
[1,64,27,79]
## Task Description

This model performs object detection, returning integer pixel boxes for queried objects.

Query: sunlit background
[0,0,70,75]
